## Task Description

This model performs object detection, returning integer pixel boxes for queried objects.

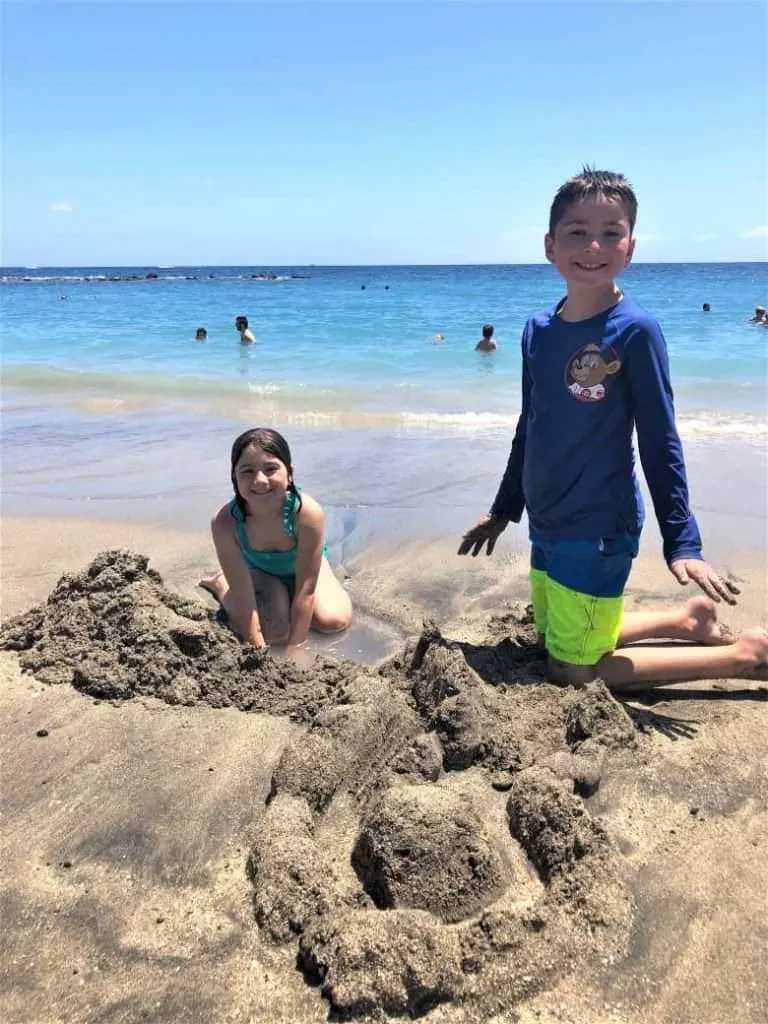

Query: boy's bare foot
[733,628,768,679]
[198,570,227,605]
[676,596,734,646]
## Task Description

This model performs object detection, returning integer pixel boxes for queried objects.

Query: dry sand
[1,516,767,1024]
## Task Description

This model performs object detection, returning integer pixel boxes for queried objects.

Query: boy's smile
[545,194,635,291]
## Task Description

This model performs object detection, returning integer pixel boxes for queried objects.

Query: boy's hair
[196,327,207,338]
[236,315,248,329]
[230,427,301,518]
[548,166,638,236]
[482,324,494,338]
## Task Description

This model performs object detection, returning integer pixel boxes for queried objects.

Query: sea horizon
[3,259,766,272]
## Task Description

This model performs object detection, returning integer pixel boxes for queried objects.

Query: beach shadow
[620,703,699,741]
[617,684,766,741]
[456,637,549,688]
[624,685,768,705]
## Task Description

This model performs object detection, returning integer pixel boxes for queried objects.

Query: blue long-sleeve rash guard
[490,295,703,565]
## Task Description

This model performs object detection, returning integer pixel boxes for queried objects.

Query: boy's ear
[544,234,555,264]
[625,236,636,266]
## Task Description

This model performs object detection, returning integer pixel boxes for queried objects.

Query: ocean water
[2,263,767,436]
[2,263,766,559]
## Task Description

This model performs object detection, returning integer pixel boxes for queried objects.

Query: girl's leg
[198,568,291,644]
[250,570,291,643]
[311,558,352,634]
[617,596,733,647]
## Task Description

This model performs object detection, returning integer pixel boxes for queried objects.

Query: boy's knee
[547,654,598,687]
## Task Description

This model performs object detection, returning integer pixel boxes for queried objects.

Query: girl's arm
[210,505,266,647]
[286,494,325,648]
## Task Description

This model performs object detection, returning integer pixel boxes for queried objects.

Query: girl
[199,427,352,654]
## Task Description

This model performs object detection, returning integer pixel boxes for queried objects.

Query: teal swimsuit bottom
[229,489,327,580]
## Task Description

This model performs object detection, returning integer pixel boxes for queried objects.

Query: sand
[1,516,767,1024]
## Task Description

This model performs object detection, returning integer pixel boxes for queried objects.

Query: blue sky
[2,1,766,266]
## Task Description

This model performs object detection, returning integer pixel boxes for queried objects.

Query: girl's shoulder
[211,500,238,532]
[295,490,324,530]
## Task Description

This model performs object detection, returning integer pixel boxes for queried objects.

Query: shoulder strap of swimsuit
[282,486,302,539]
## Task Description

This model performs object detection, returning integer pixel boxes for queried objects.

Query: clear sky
[2,1,766,266]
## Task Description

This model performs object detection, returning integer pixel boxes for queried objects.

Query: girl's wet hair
[230,427,301,517]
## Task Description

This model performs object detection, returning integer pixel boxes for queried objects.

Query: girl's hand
[668,559,740,605]
[284,643,315,670]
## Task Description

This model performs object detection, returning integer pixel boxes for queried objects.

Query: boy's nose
[586,237,602,250]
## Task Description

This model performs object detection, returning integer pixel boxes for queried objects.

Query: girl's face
[233,443,291,512]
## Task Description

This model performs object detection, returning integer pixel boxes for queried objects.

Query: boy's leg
[540,542,768,688]
[536,536,765,688]
[547,589,768,688]
[586,630,768,690]
[618,596,733,647]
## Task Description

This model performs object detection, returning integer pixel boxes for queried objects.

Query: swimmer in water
[475,324,498,352]
[235,315,257,345]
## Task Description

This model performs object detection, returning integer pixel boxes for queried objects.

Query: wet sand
[1,515,767,1024]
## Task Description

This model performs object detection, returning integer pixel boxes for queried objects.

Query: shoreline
[2,419,766,564]
[2,508,765,648]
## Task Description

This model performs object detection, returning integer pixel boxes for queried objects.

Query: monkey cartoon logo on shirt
[565,343,622,402]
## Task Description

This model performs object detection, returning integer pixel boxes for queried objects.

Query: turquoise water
[2,263,767,437]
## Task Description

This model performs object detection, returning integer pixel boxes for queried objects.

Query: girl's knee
[313,607,352,634]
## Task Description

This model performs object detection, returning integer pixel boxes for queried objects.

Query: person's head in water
[230,427,300,519]
[195,327,208,340]
[751,306,767,323]
[702,304,710,313]
[475,323,498,352]
[235,316,248,332]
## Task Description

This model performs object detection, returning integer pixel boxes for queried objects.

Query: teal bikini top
[229,488,326,580]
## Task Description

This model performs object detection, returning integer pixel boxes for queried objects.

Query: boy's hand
[458,514,509,557]
[668,559,740,605]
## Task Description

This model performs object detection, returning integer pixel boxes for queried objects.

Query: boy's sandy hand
[669,559,740,605]
[458,514,509,557]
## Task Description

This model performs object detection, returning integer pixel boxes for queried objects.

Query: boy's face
[545,194,635,289]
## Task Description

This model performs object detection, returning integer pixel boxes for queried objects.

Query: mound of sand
[0,550,649,1021]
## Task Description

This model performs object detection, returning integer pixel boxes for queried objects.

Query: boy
[459,167,767,689]
[475,324,498,352]
[235,315,256,345]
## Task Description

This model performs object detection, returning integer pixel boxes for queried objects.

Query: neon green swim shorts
[529,535,638,666]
